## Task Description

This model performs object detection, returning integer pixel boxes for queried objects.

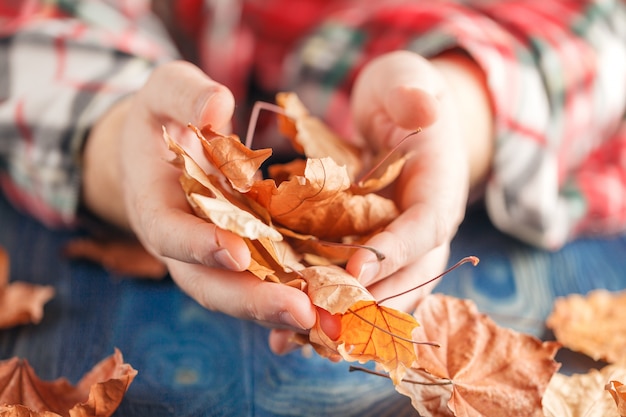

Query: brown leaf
[0,246,55,329]
[397,294,560,417]
[63,238,167,279]
[606,380,626,416]
[543,365,626,417]
[164,127,281,242]
[245,237,304,283]
[191,124,272,193]
[0,349,136,417]
[301,265,374,313]
[301,265,419,383]
[276,92,363,180]
[350,150,414,195]
[546,289,626,363]
[247,157,399,239]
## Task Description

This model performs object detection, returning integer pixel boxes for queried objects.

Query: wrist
[82,96,133,230]
[430,51,494,202]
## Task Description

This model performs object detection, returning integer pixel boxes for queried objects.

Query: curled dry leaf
[63,238,167,279]
[543,365,626,417]
[0,349,137,417]
[0,245,55,329]
[606,380,626,416]
[546,289,626,363]
[396,294,560,417]
[275,92,363,180]
[189,123,272,193]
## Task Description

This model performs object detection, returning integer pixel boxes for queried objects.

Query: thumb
[352,51,445,145]
[139,60,235,130]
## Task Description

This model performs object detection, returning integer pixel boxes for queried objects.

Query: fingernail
[279,311,308,330]
[357,261,380,286]
[213,248,242,271]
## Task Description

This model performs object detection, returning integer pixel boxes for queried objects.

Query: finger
[169,261,317,330]
[384,84,439,132]
[352,51,446,146]
[345,201,459,287]
[138,60,235,130]
[366,245,450,313]
[119,148,251,271]
[269,329,301,355]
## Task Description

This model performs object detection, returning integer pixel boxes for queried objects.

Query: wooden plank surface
[1,194,624,416]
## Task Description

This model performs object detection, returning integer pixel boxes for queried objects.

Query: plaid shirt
[1,0,625,249]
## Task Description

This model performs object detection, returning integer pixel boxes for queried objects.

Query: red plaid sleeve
[285,0,626,249]
[0,0,176,227]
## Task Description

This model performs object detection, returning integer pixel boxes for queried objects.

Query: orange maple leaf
[301,265,419,384]
[0,349,136,417]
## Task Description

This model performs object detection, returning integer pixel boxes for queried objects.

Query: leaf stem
[313,238,386,261]
[355,128,421,186]
[346,308,440,348]
[245,101,290,148]
[377,256,479,305]
[349,366,453,386]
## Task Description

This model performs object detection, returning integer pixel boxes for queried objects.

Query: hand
[82,61,317,332]
[270,51,493,354]
[346,50,493,312]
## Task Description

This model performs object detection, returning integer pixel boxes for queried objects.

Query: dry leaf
[0,349,136,417]
[396,294,560,417]
[0,246,55,329]
[164,128,281,242]
[301,266,419,384]
[606,380,626,416]
[190,124,272,193]
[276,92,363,180]
[546,289,626,363]
[350,150,414,195]
[63,238,167,279]
[543,365,626,417]
[339,300,419,384]
[301,265,373,312]
[247,156,399,239]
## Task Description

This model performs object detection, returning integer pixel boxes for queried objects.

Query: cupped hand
[346,50,476,312]
[83,61,317,332]
[270,50,493,354]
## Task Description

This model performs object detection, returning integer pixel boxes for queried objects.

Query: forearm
[82,96,134,230]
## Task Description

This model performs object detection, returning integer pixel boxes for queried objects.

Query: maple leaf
[546,289,626,364]
[396,294,560,417]
[0,245,55,329]
[275,92,363,180]
[0,349,136,417]
[606,379,626,416]
[164,128,282,242]
[301,265,419,384]
[247,156,399,239]
[543,364,626,417]
[63,238,167,279]
[189,124,272,193]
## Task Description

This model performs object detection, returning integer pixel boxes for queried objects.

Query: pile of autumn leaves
[1,93,626,416]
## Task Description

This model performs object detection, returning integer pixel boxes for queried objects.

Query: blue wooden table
[1,192,624,416]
